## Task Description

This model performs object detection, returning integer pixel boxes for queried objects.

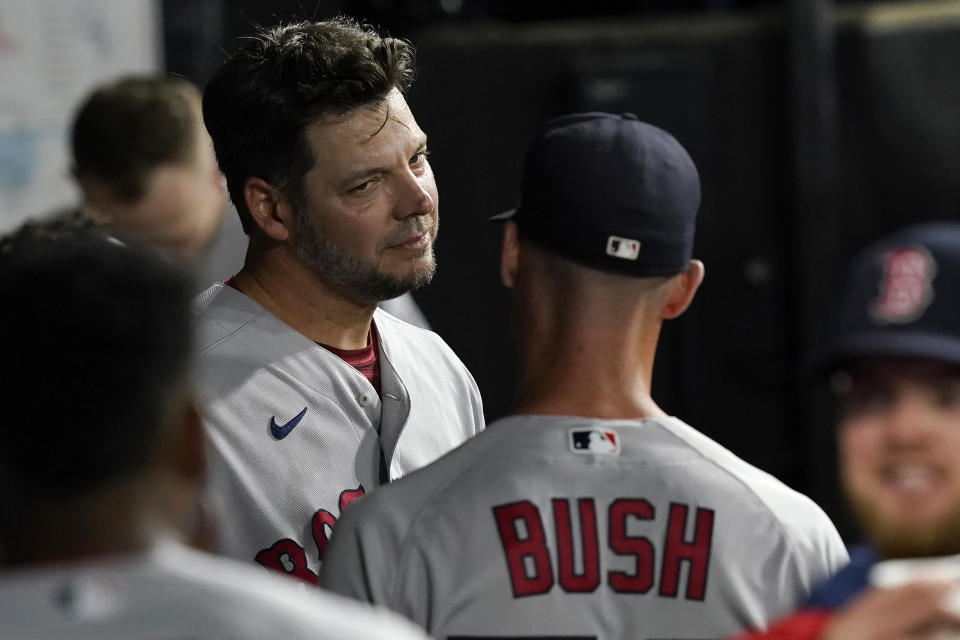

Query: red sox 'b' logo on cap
[870,246,937,325]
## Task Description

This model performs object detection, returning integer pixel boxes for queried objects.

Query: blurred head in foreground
[0,218,203,566]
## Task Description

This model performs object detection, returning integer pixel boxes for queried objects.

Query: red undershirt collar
[224,275,382,395]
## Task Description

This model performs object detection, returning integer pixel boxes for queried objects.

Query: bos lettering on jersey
[255,485,365,583]
[493,498,714,600]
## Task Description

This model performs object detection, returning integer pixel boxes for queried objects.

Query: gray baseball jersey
[0,540,432,640]
[193,283,484,582]
[319,414,848,639]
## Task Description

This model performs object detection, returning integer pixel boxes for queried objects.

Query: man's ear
[243,177,294,241]
[500,220,520,288]
[662,259,705,319]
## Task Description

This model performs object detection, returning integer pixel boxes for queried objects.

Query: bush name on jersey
[494,497,714,600]
[254,485,366,583]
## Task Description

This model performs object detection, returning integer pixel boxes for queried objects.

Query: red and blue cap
[808,222,960,375]
[492,112,700,276]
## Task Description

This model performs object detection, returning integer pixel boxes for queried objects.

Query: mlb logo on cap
[606,236,641,261]
[490,112,700,277]
[569,428,620,455]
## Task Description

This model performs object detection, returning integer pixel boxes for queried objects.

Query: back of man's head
[498,113,700,275]
[202,17,416,234]
[72,76,201,203]
[71,75,225,262]
[497,112,704,321]
[0,219,194,562]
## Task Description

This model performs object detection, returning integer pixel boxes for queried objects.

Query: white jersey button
[357,391,374,407]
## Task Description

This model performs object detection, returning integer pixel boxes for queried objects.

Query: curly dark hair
[202,17,416,234]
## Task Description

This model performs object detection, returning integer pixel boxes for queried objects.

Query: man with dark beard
[733,222,960,639]
[194,18,484,583]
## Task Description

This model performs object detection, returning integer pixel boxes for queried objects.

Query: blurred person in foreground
[0,219,431,640]
[319,112,847,638]
[70,75,227,263]
[734,222,960,639]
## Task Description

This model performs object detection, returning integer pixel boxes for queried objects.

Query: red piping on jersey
[318,326,381,395]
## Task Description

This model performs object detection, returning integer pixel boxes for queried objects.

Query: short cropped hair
[0,218,192,509]
[71,76,201,202]
[202,17,416,234]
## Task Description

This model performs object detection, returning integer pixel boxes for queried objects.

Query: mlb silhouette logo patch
[606,236,640,260]
[570,428,620,455]
[870,246,937,325]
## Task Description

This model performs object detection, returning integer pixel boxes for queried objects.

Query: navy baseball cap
[807,222,960,375]
[492,112,701,276]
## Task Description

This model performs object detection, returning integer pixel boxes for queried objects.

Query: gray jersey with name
[193,284,484,582]
[320,414,847,639]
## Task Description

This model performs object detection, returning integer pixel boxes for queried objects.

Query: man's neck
[512,303,666,421]
[4,481,173,569]
[234,245,376,349]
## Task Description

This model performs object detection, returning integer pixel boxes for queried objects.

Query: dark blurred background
[165,0,960,543]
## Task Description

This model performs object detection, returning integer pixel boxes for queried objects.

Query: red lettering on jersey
[553,498,600,593]
[870,246,936,324]
[493,501,554,597]
[607,498,655,593]
[312,509,337,558]
[340,486,366,511]
[258,484,365,583]
[659,503,714,600]
[312,485,366,559]
[254,538,318,584]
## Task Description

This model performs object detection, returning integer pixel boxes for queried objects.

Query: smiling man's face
[291,88,438,303]
[838,357,960,557]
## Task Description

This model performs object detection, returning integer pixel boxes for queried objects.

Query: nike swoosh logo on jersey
[270,407,308,440]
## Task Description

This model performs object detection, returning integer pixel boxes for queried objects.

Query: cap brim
[489,208,517,223]
[804,331,960,378]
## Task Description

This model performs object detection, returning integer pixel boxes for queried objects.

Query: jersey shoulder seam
[648,418,820,562]
[377,314,463,368]
[194,307,270,356]
[374,306,432,334]
[383,430,508,606]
